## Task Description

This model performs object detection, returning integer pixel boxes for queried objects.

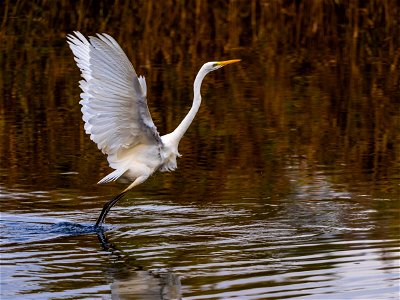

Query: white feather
[67,32,163,182]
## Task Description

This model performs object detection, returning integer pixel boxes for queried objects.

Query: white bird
[67,32,240,228]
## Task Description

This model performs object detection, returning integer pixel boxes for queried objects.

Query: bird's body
[67,32,239,227]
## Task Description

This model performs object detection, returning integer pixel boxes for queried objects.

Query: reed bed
[0,0,398,196]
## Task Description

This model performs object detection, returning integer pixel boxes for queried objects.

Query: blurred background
[0,0,398,192]
[0,1,399,299]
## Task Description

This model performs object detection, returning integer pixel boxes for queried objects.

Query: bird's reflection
[0,213,181,299]
[97,229,182,300]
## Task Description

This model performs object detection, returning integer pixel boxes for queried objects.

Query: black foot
[94,191,127,228]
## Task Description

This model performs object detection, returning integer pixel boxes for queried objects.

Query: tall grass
[0,0,399,195]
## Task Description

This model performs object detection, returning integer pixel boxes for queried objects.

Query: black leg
[94,191,127,229]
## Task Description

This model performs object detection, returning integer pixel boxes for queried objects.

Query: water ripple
[1,196,399,299]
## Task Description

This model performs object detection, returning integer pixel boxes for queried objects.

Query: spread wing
[67,32,162,158]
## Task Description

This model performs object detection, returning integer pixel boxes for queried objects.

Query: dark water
[1,2,400,299]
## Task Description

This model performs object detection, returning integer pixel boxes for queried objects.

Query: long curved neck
[169,69,207,144]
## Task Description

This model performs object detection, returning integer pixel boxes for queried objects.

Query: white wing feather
[67,32,162,180]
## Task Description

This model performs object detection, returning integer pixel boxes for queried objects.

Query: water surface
[1,2,399,299]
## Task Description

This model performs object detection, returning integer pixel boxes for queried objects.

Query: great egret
[67,32,240,228]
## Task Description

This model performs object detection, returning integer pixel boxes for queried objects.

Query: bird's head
[202,59,241,73]
[193,59,241,97]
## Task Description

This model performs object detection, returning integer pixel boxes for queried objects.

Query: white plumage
[67,31,240,227]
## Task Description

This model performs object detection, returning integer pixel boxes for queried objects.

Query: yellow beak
[217,59,241,66]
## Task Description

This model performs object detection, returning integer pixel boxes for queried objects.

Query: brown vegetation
[0,0,398,199]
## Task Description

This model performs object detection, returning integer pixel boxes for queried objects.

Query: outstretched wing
[67,32,162,157]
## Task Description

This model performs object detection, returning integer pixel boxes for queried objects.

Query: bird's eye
[212,63,219,68]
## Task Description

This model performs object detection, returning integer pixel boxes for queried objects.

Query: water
[1,192,399,299]
[1,164,399,299]
[1,3,400,299]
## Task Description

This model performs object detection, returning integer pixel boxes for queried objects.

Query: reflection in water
[110,271,181,300]
[0,193,399,299]
[97,230,182,300]
[0,214,181,300]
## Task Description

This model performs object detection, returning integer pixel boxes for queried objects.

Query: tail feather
[98,168,127,184]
